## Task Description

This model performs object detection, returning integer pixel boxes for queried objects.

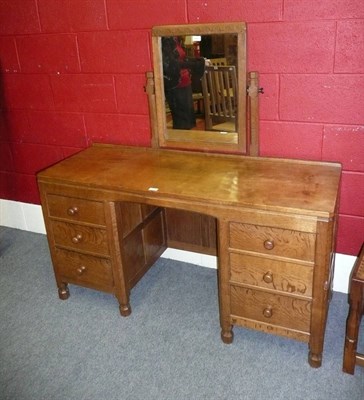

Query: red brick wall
[0,0,363,255]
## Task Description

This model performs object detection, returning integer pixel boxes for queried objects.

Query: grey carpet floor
[0,226,363,400]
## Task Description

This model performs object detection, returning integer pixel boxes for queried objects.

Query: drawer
[54,248,114,288]
[230,253,313,297]
[230,286,311,333]
[229,222,315,262]
[47,194,105,225]
[52,221,109,256]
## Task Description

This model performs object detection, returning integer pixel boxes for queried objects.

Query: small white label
[148,187,159,192]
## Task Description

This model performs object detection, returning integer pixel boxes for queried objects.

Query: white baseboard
[0,199,355,294]
[0,199,46,234]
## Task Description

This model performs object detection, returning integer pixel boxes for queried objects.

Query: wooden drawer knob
[72,233,83,244]
[263,271,273,284]
[67,206,79,216]
[263,306,273,318]
[264,239,274,250]
[76,265,86,275]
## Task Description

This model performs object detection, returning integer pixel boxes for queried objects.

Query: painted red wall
[0,0,363,256]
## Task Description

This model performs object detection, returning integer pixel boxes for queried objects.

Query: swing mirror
[149,22,252,154]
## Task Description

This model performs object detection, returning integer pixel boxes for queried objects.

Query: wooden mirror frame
[146,22,259,155]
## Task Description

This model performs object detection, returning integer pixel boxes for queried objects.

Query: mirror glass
[151,23,247,153]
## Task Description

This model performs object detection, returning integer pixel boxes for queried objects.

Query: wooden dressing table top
[38,144,341,218]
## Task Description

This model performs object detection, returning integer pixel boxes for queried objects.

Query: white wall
[0,199,355,294]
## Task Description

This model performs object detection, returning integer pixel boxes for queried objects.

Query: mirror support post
[247,71,260,157]
[145,71,159,148]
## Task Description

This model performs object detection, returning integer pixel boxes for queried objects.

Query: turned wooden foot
[343,336,357,374]
[119,303,131,317]
[342,243,364,375]
[58,284,70,300]
[343,297,361,374]
[308,351,322,368]
[221,328,234,344]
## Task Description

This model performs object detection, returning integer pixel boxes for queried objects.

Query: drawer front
[52,221,109,256]
[54,248,113,287]
[47,194,105,225]
[230,286,311,332]
[229,222,315,262]
[230,253,313,297]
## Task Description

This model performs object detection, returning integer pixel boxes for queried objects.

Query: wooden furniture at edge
[37,144,341,368]
[343,243,364,374]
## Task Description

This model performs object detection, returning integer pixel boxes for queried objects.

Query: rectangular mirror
[150,22,248,154]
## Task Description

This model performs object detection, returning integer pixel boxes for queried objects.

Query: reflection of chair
[210,57,227,66]
[201,65,237,131]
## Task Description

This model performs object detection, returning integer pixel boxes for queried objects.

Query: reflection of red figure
[193,41,200,57]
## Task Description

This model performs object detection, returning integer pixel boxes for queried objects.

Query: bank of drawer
[230,253,313,298]
[230,286,311,332]
[47,194,105,225]
[54,248,113,287]
[52,221,109,256]
[229,222,315,262]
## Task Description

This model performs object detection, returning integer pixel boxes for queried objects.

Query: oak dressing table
[38,144,341,368]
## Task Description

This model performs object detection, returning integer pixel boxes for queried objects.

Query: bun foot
[119,303,131,317]
[308,351,322,368]
[221,329,234,344]
[58,284,70,300]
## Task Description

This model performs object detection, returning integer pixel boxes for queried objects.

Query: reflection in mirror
[162,34,237,133]
[151,23,248,154]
